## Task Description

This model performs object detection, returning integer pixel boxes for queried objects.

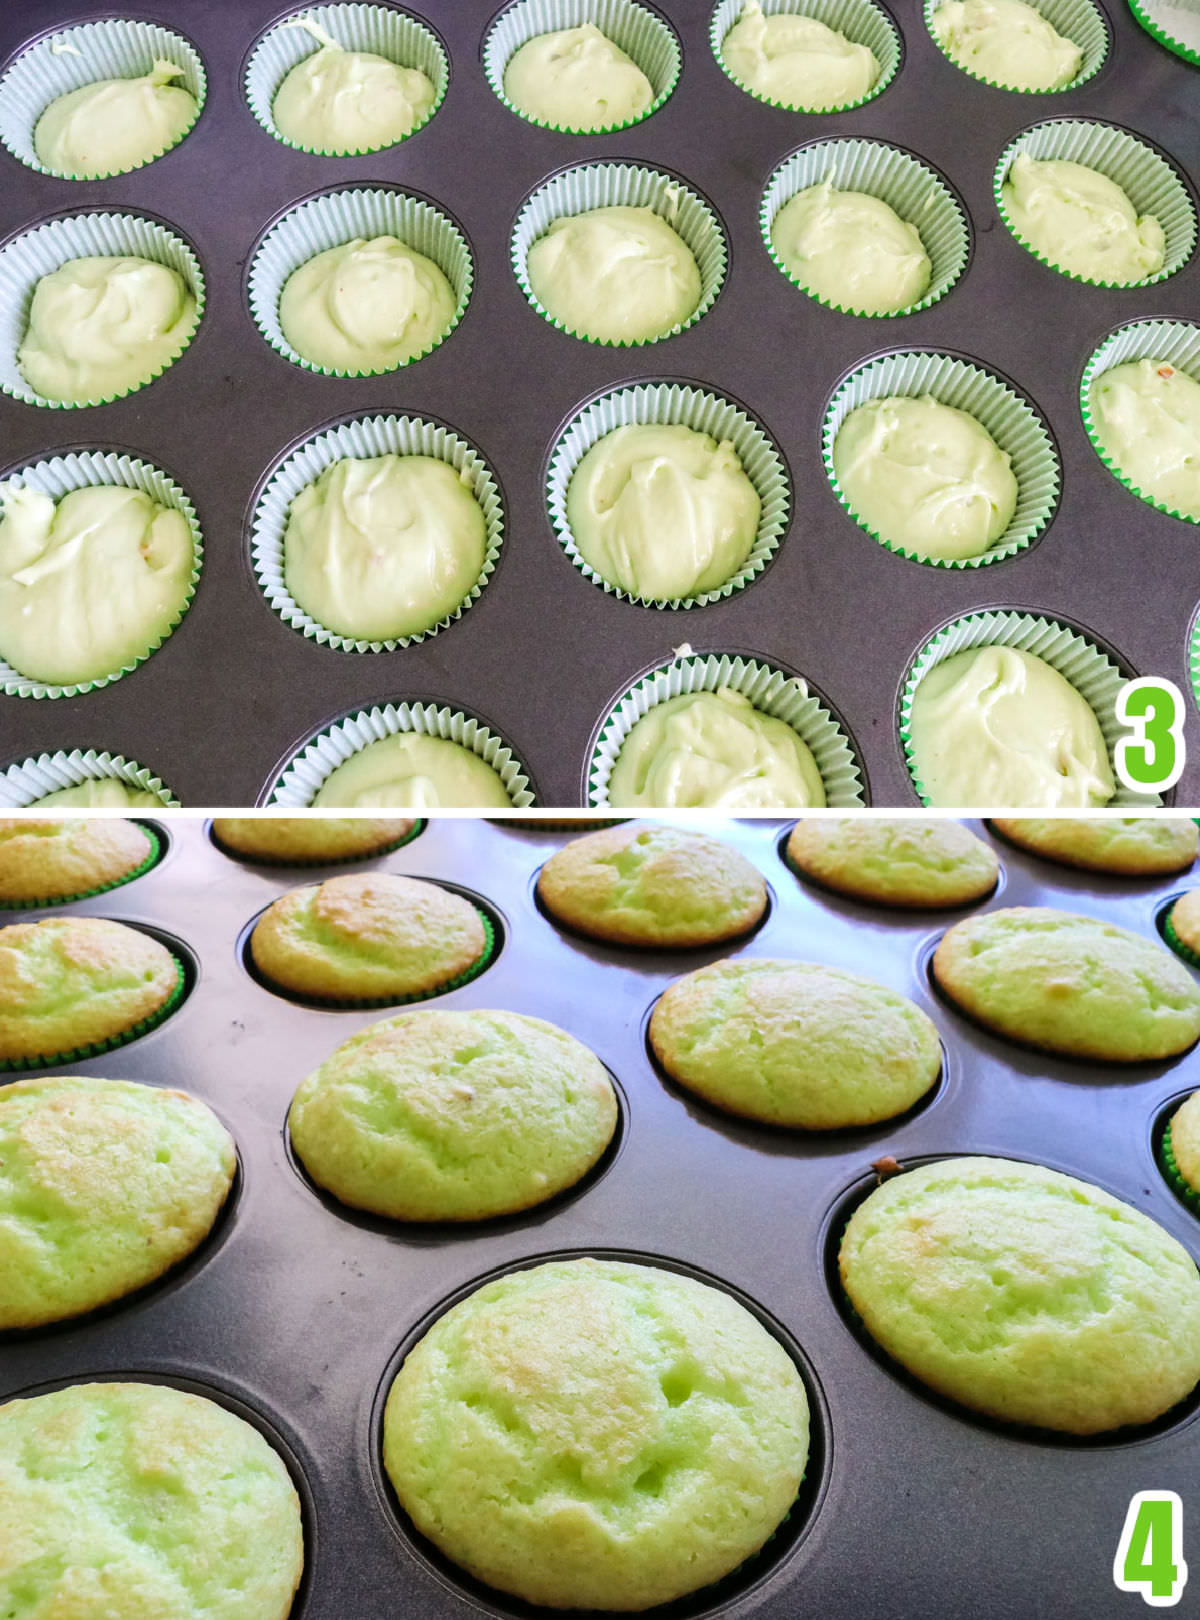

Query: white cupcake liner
[245,3,447,155]
[1128,0,1200,68]
[0,451,203,699]
[1190,605,1200,715]
[822,350,1059,568]
[247,186,472,377]
[711,0,902,113]
[995,119,1197,288]
[251,413,503,652]
[0,18,206,179]
[269,704,535,806]
[512,162,727,347]
[925,0,1109,92]
[483,0,681,133]
[588,653,866,806]
[0,211,204,409]
[0,749,180,808]
[1081,319,1200,526]
[762,139,969,317]
[547,383,789,608]
[899,610,1163,807]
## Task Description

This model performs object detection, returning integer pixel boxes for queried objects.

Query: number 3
[1115,679,1186,794]
[1114,1491,1188,1607]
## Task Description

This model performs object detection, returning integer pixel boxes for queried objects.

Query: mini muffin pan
[0,0,1197,807]
[2,814,1199,1617]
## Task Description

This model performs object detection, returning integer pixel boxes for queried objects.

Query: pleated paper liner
[250,414,502,653]
[1161,1120,1200,1216]
[483,0,681,133]
[588,653,867,807]
[924,0,1109,92]
[0,825,162,912]
[492,818,626,828]
[547,383,789,609]
[0,452,203,700]
[710,0,902,112]
[0,17,206,179]
[0,951,187,1073]
[210,819,425,868]
[0,750,180,809]
[1080,319,1200,525]
[244,3,447,155]
[822,350,1059,569]
[899,610,1163,808]
[994,118,1196,288]
[269,703,536,808]
[247,186,472,377]
[0,211,204,409]
[1163,910,1200,970]
[1128,0,1200,68]
[512,161,727,347]
[762,138,969,318]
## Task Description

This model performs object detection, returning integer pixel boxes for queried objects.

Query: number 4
[1114,1492,1188,1607]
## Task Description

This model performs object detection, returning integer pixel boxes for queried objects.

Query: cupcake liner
[247,187,472,377]
[0,18,206,179]
[0,749,180,808]
[994,119,1197,288]
[711,0,902,113]
[899,610,1163,808]
[1080,319,1200,525]
[925,0,1109,92]
[0,826,162,912]
[1163,910,1200,969]
[0,452,203,699]
[483,0,681,133]
[547,383,790,608]
[210,818,425,867]
[491,817,626,828]
[268,703,536,808]
[1191,608,1200,716]
[1128,0,1200,69]
[1160,1121,1200,1215]
[587,652,866,807]
[512,162,727,347]
[822,350,1059,568]
[762,139,969,318]
[0,211,204,409]
[245,3,447,155]
[250,414,502,653]
[0,950,186,1072]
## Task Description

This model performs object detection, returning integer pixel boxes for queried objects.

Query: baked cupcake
[933,906,1200,1061]
[840,1156,1200,1432]
[650,957,941,1127]
[0,1076,235,1327]
[537,823,767,947]
[1166,890,1200,966]
[0,917,181,1065]
[786,817,999,907]
[0,817,157,905]
[1164,1091,1200,1207]
[0,1383,304,1617]
[992,816,1198,875]
[382,1257,809,1609]
[289,1009,617,1220]
[213,817,416,864]
[249,872,489,1002]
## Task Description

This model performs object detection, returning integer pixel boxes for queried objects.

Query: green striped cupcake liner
[250,414,502,653]
[210,818,425,867]
[711,0,902,111]
[483,0,681,133]
[1080,319,1200,526]
[247,186,472,378]
[899,609,1163,808]
[1128,0,1200,68]
[0,18,206,178]
[1190,608,1200,715]
[0,949,187,1072]
[762,138,969,318]
[994,119,1196,288]
[925,0,1109,92]
[512,162,728,347]
[244,3,447,155]
[547,382,789,609]
[0,825,162,912]
[1161,1119,1200,1215]
[1162,909,1200,969]
[0,452,203,699]
[822,350,1059,568]
[0,211,204,409]
[0,750,179,808]
[269,703,536,808]
[588,652,867,807]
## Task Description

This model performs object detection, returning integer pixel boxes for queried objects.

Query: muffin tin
[2,813,1200,1617]
[0,0,1197,807]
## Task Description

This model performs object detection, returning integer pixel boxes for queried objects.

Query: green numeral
[1115,679,1186,793]
[1114,1492,1187,1607]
